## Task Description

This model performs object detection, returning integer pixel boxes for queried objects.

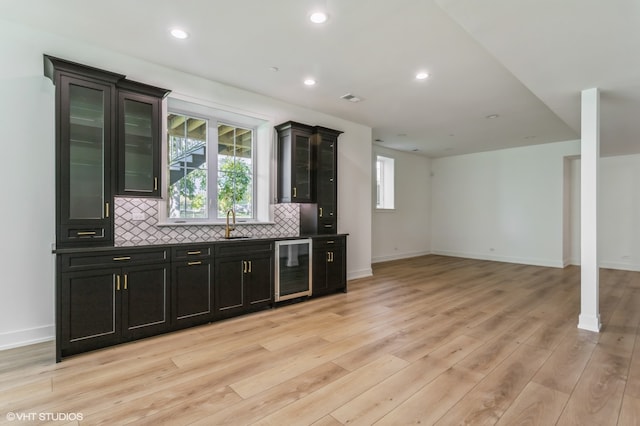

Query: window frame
[375,155,395,210]
[163,104,259,224]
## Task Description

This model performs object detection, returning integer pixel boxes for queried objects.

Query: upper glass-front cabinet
[56,72,116,247]
[45,55,170,248]
[275,121,315,203]
[117,88,163,197]
[67,81,108,220]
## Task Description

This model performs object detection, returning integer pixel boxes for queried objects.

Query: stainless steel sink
[224,236,251,240]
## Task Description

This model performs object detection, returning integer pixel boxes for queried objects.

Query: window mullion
[209,119,219,220]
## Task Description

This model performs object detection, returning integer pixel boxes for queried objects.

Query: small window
[376,155,395,209]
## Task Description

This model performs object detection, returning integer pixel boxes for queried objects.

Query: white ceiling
[2,0,638,157]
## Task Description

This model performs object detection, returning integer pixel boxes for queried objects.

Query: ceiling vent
[340,93,363,103]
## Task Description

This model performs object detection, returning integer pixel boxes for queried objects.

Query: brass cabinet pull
[124,274,128,290]
[327,240,335,244]
[187,251,201,255]
[116,275,121,291]
[324,224,333,228]
[188,261,202,266]
[112,256,131,261]
[243,260,247,273]
[105,202,109,218]
[248,260,252,273]
[319,207,323,217]
[77,231,97,236]
[293,187,297,198]
[154,177,158,191]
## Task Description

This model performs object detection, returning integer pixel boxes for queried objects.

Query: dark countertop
[53,233,348,254]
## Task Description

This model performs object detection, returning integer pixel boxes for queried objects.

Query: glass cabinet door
[118,92,160,196]
[58,74,113,245]
[292,131,313,202]
[67,82,107,219]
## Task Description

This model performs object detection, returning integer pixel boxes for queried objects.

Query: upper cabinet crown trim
[43,55,170,97]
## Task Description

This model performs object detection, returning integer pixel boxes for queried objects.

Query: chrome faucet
[225,209,236,238]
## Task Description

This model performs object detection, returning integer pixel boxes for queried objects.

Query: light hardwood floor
[1,255,640,425]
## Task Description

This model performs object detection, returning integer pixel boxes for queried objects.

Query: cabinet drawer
[215,241,273,257]
[318,219,336,234]
[313,236,345,250]
[172,246,212,261]
[62,226,107,240]
[60,248,169,271]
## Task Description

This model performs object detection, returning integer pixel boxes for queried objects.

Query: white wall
[0,19,372,349]
[570,154,640,271]
[372,146,431,263]
[431,140,580,267]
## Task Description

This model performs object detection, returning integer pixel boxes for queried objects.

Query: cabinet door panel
[122,265,169,337]
[317,138,336,215]
[293,131,313,202]
[61,270,117,342]
[326,246,345,291]
[173,260,212,324]
[312,249,329,295]
[247,255,273,306]
[118,91,161,196]
[58,75,114,246]
[215,258,244,313]
[60,269,120,356]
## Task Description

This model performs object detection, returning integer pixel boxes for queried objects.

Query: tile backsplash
[114,198,299,246]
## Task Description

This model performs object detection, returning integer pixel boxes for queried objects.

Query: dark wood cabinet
[57,247,170,360]
[45,57,121,248]
[312,236,347,296]
[276,120,342,234]
[276,121,315,203]
[59,268,121,355]
[171,246,213,328]
[314,127,342,234]
[55,237,346,360]
[44,55,169,248]
[120,264,170,339]
[214,241,273,317]
[117,82,168,197]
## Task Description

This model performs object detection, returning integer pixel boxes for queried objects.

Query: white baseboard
[347,268,373,281]
[372,250,432,264]
[0,325,54,351]
[430,249,565,268]
[599,261,640,272]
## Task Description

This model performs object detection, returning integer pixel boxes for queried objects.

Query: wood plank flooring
[1,255,640,425]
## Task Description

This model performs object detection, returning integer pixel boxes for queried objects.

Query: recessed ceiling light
[415,72,429,80]
[170,28,189,39]
[309,12,328,24]
[304,78,317,86]
[486,114,499,119]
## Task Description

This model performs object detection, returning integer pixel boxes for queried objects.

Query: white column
[578,87,601,332]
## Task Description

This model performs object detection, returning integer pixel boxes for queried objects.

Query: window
[376,155,395,209]
[167,112,255,221]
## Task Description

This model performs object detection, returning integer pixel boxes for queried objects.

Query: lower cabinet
[214,241,273,317]
[312,236,347,296]
[58,249,170,360]
[171,246,213,328]
[56,237,346,360]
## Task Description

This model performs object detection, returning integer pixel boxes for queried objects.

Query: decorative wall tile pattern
[114,198,299,246]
